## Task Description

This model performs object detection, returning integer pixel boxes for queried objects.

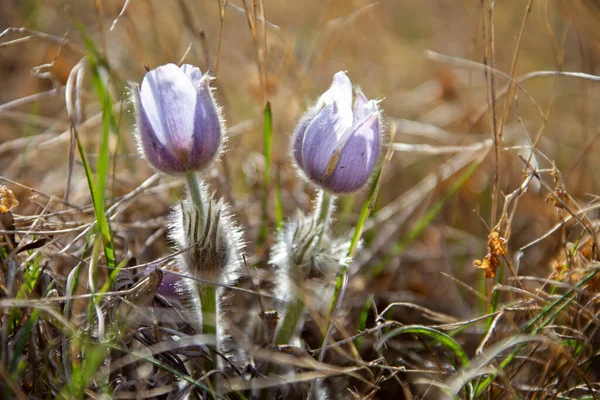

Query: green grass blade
[394,158,482,255]
[73,127,115,268]
[258,102,273,247]
[63,340,109,398]
[355,295,373,349]
[474,267,600,395]
[329,164,384,315]
[378,325,470,369]
[72,24,117,268]
[275,166,284,230]
[106,342,228,399]
[9,309,41,373]
[318,158,389,361]
[524,268,599,334]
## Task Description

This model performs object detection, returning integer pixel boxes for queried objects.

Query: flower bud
[292,71,382,193]
[132,63,224,175]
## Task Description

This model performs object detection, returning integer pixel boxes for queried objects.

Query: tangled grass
[3,0,600,398]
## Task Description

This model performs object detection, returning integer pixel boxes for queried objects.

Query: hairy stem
[276,190,336,345]
[184,172,215,335]
[199,283,217,335]
[313,190,335,248]
[275,296,304,345]
[185,171,205,226]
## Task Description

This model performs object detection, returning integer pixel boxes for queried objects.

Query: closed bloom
[132,63,224,174]
[292,71,381,193]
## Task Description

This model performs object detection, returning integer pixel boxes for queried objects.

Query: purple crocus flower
[292,71,381,194]
[133,63,223,175]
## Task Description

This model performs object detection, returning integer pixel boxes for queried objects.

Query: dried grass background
[3,0,600,398]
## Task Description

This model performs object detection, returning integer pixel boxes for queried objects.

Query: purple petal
[353,89,373,124]
[318,71,353,111]
[322,113,380,193]
[136,87,188,174]
[189,76,222,169]
[291,107,319,169]
[297,72,354,182]
[301,102,353,182]
[180,64,203,88]
[157,271,182,299]
[144,267,181,299]
[140,64,196,164]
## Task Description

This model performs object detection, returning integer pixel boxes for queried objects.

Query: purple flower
[133,63,223,175]
[292,71,381,194]
[144,266,182,300]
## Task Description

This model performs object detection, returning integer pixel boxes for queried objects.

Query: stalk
[276,189,336,344]
[184,171,216,335]
[313,190,335,248]
[199,284,217,335]
[185,171,205,226]
[274,297,304,345]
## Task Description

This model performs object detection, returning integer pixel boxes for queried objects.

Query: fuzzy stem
[275,296,304,345]
[184,172,215,335]
[275,190,336,345]
[199,283,217,335]
[313,190,335,248]
[185,171,205,225]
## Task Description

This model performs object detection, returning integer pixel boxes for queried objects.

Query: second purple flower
[292,71,381,194]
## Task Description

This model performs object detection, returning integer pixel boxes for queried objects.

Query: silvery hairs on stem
[170,182,247,369]
[270,206,353,337]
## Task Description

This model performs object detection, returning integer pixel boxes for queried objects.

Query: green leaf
[378,325,470,369]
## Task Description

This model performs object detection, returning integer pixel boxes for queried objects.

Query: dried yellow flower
[474,231,508,279]
[0,186,19,213]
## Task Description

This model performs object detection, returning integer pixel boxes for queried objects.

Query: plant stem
[199,284,217,335]
[184,172,215,335]
[185,171,204,226]
[275,297,304,345]
[275,190,335,345]
[313,190,335,248]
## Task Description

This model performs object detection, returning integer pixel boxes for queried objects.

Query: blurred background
[2,1,600,396]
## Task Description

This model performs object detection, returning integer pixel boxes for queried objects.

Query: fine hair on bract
[270,197,353,344]
[169,180,247,370]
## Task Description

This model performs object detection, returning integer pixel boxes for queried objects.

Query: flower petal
[144,267,181,299]
[353,89,376,124]
[291,107,320,169]
[180,64,203,88]
[189,76,222,169]
[136,87,188,174]
[318,71,353,111]
[301,102,353,182]
[299,72,354,182]
[140,63,196,163]
[322,113,380,193]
